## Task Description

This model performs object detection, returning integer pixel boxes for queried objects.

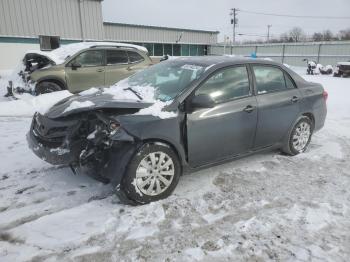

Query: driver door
[65,50,105,93]
[186,66,258,167]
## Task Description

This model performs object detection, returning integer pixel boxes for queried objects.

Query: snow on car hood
[25,42,148,65]
[45,83,178,119]
[45,91,153,118]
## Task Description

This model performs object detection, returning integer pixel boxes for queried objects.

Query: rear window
[128,51,144,63]
[253,65,294,94]
[106,50,128,65]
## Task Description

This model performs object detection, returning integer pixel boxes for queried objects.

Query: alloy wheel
[292,121,311,152]
[135,151,175,196]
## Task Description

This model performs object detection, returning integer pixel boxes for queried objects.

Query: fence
[208,41,350,67]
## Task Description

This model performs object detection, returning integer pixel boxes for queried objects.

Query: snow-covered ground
[0,69,350,261]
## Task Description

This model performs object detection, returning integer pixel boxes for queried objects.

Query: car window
[252,65,290,94]
[128,51,144,63]
[284,73,296,89]
[75,50,104,67]
[195,66,250,104]
[106,50,128,65]
[124,61,206,101]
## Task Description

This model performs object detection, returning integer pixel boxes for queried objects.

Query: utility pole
[267,24,272,43]
[230,8,238,44]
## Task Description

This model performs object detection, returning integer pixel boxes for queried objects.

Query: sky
[102,0,350,43]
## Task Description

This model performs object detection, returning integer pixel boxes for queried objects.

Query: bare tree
[289,27,305,42]
[322,30,333,41]
[339,28,350,40]
[312,32,323,42]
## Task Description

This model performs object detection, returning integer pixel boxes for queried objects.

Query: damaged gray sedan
[27,57,327,205]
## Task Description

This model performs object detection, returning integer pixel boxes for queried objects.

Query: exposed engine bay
[29,108,139,183]
[6,53,55,97]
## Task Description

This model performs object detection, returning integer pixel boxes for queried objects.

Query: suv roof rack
[89,45,141,51]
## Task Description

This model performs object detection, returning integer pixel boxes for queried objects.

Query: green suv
[18,42,152,94]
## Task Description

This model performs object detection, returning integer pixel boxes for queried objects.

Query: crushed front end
[5,53,55,97]
[27,110,140,185]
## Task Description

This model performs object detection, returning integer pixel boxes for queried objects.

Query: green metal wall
[209,42,350,66]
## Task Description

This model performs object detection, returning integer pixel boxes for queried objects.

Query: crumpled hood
[45,92,152,119]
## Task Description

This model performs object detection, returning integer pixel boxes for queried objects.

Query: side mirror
[190,94,215,109]
[71,61,82,70]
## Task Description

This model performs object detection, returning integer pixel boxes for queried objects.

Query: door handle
[243,105,255,113]
[291,96,299,103]
[96,68,104,73]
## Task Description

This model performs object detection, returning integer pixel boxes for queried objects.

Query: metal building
[0,0,219,69]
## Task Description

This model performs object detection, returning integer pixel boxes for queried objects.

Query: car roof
[172,56,282,67]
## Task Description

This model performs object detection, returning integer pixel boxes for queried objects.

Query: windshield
[124,60,206,101]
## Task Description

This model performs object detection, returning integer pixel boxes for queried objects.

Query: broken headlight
[109,121,120,135]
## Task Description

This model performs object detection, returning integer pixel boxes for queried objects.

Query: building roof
[103,22,219,34]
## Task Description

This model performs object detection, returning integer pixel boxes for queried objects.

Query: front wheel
[283,117,313,156]
[117,143,181,205]
[35,81,62,95]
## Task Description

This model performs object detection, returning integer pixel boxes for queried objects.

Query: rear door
[104,49,132,86]
[187,65,258,167]
[251,65,301,148]
[65,50,105,93]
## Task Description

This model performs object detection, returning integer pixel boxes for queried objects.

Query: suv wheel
[283,116,313,156]
[118,143,181,205]
[36,81,62,95]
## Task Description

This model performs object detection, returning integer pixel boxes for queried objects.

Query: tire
[333,72,342,77]
[282,116,313,156]
[118,143,181,205]
[35,81,62,95]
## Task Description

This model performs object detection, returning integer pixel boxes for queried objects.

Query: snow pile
[63,100,95,113]
[0,90,72,117]
[325,65,333,71]
[136,100,177,119]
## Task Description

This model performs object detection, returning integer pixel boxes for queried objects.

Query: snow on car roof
[337,62,350,66]
[25,42,148,65]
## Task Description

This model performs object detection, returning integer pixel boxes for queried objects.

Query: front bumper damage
[27,112,141,186]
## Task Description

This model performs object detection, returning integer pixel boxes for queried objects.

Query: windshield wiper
[123,87,143,100]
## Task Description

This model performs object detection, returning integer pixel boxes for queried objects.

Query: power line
[239,9,350,20]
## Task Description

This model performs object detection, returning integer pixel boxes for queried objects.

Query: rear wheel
[283,117,313,156]
[117,143,181,205]
[35,81,62,95]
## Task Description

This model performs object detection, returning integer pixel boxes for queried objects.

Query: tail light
[323,90,328,102]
